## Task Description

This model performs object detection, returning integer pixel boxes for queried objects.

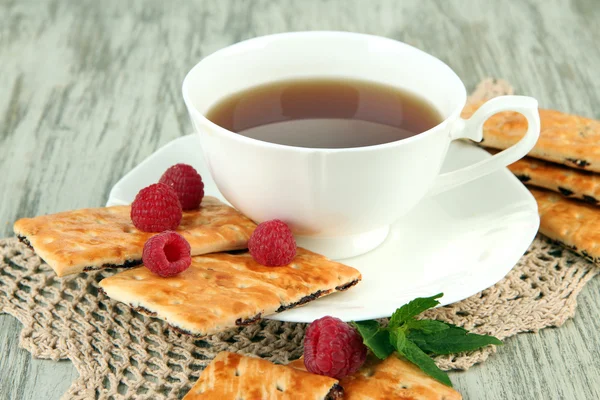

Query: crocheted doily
[1,236,596,399]
[1,79,597,399]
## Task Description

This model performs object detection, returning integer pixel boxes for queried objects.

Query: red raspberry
[131,183,182,232]
[159,163,204,210]
[248,219,296,266]
[304,316,367,379]
[142,231,191,277]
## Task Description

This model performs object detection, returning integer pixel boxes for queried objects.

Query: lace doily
[1,236,597,399]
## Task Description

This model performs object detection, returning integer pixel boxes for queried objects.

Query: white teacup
[182,31,540,259]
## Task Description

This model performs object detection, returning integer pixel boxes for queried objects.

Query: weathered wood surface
[1,0,599,398]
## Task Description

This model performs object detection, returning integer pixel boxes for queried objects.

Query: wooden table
[1,0,599,398]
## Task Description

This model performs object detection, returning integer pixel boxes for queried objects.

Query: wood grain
[1,0,599,399]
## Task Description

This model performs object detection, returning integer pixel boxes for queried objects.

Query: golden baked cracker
[288,354,462,400]
[99,248,361,336]
[507,156,600,204]
[183,352,342,400]
[531,188,600,263]
[462,102,600,172]
[14,196,256,277]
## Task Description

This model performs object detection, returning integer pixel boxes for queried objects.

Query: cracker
[183,352,342,399]
[531,188,600,263]
[99,248,361,336]
[462,102,600,172]
[13,196,256,277]
[506,156,600,204]
[288,354,462,400]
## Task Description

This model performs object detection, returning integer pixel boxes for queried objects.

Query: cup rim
[182,31,467,153]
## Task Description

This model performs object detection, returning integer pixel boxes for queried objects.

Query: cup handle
[427,95,540,197]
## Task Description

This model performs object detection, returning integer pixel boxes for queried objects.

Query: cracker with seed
[183,352,343,400]
[14,196,256,277]
[288,354,462,400]
[99,248,361,336]
[506,156,600,204]
[462,102,600,172]
[531,188,600,263]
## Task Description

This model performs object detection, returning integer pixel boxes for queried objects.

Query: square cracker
[462,102,600,172]
[531,188,600,263]
[183,352,343,400]
[505,155,600,205]
[14,196,256,277]
[99,248,361,336]
[288,354,462,400]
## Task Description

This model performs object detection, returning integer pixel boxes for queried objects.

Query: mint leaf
[388,293,443,328]
[352,321,394,360]
[408,325,503,355]
[394,329,452,387]
[389,328,406,352]
[407,319,449,334]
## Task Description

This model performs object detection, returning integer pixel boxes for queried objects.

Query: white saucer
[107,134,539,323]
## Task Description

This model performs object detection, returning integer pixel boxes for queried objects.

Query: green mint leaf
[408,325,503,355]
[351,320,394,360]
[393,329,452,387]
[389,329,406,353]
[407,319,449,334]
[388,293,443,328]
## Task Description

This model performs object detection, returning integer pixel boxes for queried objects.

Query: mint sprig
[351,293,502,387]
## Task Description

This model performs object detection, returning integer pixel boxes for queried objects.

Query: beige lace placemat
[1,79,598,399]
[1,236,597,399]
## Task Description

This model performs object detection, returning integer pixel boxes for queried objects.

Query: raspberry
[304,316,367,379]
[142,231,192,277]
[159,164,204,210]
[248,219,296,266]
[131,183,182,232]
